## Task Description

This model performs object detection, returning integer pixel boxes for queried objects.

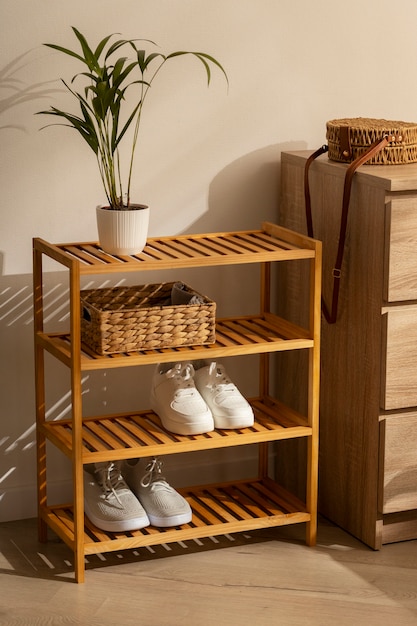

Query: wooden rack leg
[70,259,86,583]
[33,245,48,543]
[36,430,48,543]
[74,540,85,583]
[305,435,318,546]
[305,251,321,547]
[258,261,271,479]
[258,442,269,478]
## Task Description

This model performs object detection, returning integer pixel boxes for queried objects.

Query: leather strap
[340,126,351,160]
[304,135,389,323]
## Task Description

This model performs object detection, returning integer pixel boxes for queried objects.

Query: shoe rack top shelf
[33,222,317,275]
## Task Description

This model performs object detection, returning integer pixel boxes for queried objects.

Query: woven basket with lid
[326,118,417,164]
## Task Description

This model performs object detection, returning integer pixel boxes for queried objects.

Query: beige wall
[2,0,417,520]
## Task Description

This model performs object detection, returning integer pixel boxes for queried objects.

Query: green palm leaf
[38,28,228,208]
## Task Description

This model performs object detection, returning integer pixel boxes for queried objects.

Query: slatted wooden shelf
[35,225,316,275]
[37,313,313,370]
[41,477,310,556]
[41,396,311,462]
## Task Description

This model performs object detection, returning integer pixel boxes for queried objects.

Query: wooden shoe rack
[33,221,321,582]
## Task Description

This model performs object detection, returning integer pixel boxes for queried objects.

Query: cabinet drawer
[379,413,417,513]
[385,198,417,302]
[381,306,417,410]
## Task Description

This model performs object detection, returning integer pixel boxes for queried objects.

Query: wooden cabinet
[279,151,417,549]
[33,222,321,582]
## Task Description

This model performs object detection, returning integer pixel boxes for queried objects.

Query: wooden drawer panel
[385,198,417,302]
[381,306,417,410]
[379,413,417,513]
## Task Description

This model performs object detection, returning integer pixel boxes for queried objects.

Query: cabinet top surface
[282,150,417,192]
[33,221,318,274]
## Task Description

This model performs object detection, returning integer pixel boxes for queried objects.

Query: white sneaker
[193,361,254,429]
[84,462,150,532]
[150,362,214,435]
[122,458,192,527]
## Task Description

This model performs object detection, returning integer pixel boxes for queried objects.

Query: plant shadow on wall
[0,48,63,279]
[0,50,62,132]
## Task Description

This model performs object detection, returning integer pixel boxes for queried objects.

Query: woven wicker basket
[80,282,216,355]
[326,118,417,164]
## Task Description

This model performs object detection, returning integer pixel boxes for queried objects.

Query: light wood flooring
[0,516,416,625]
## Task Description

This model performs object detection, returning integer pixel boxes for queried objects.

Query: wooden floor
[0,517,416,626]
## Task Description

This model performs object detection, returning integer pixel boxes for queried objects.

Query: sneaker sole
[84,502,150,532]
[212,414,255,429]
[146,511,193,527]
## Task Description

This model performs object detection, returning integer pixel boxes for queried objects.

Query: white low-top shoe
[84,462,150,532]
[150,362,214,435]
[122,457,192,527]
[193,361,254,429]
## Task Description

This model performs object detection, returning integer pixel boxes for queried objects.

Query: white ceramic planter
[96,204,150,255]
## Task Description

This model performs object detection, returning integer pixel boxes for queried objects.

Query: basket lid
[326,117,417,146]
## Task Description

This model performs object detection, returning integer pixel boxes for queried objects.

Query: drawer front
[381,306,417,410]
[385,198,417,302]
[379,413,417,513]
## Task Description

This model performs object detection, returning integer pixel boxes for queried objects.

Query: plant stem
[126,58,167,205]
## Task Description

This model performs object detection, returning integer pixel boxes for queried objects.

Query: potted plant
[38,27,228,255]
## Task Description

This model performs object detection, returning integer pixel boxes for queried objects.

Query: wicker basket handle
[304,135,389,323]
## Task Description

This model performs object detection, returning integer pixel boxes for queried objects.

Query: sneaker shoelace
[140,458,171,493]
[207,362,236,395]
[166,363,196,400]
[95,462,128,506]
